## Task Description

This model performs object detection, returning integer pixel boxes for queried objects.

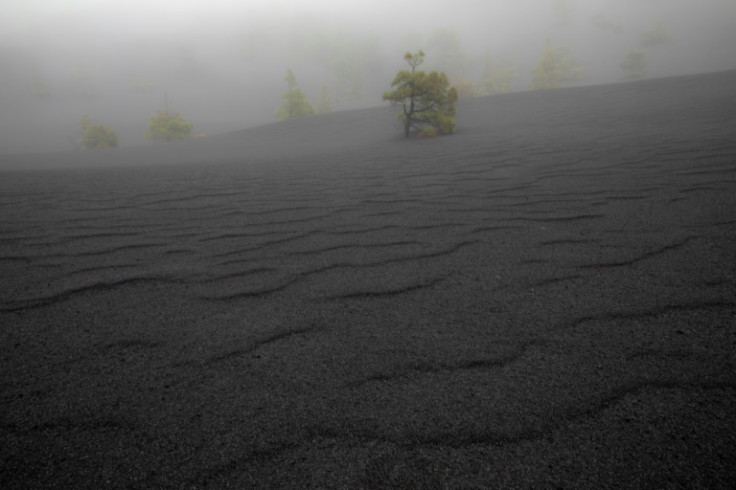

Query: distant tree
[270,16,376,104]
[621,49,647,81]
[382,51,458,138]
[146,108,193,141]
[275,69,315,121]
[531,40,582,90]
[640,21,672,47]
[315,85,333,113]
[79,115,118,149]
[478,53,516,95]
[453,77,478,99]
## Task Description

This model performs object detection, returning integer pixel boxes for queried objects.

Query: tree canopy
[79,115,118,149]
[275,69,315,121]
[145,109,193,141]
[530,40,582,90]
[382,51,458,139]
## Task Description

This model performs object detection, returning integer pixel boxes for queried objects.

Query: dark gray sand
[2,71,736,488]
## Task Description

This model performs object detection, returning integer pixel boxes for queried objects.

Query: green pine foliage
[145,109,194,141]
[275,69,315,121]
[79,115,118,149]
[531,40,582,90]
[382,51,458,139]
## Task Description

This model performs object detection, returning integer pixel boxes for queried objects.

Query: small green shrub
[79,116,118,149]
[146,110,193,141]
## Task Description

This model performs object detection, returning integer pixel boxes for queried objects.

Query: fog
[2,0,735,153]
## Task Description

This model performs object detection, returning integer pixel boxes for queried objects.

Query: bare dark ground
[1,71,736,489]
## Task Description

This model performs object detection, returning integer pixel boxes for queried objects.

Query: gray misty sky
[5,0,733,58]
[1,0,735,153]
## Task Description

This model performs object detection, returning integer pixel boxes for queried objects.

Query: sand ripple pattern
[1,70,736,488]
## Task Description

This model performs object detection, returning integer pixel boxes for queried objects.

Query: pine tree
[382,51,458,138]
[531,40,582,90]
[275,69,315,121]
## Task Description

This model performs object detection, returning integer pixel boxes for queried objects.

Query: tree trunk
[404,93,415,138]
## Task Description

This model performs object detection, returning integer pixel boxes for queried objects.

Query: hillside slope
[2,69,735,171]
[1,70,735,489]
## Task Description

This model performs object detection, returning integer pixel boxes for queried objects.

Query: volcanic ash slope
[1,70,735,489]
